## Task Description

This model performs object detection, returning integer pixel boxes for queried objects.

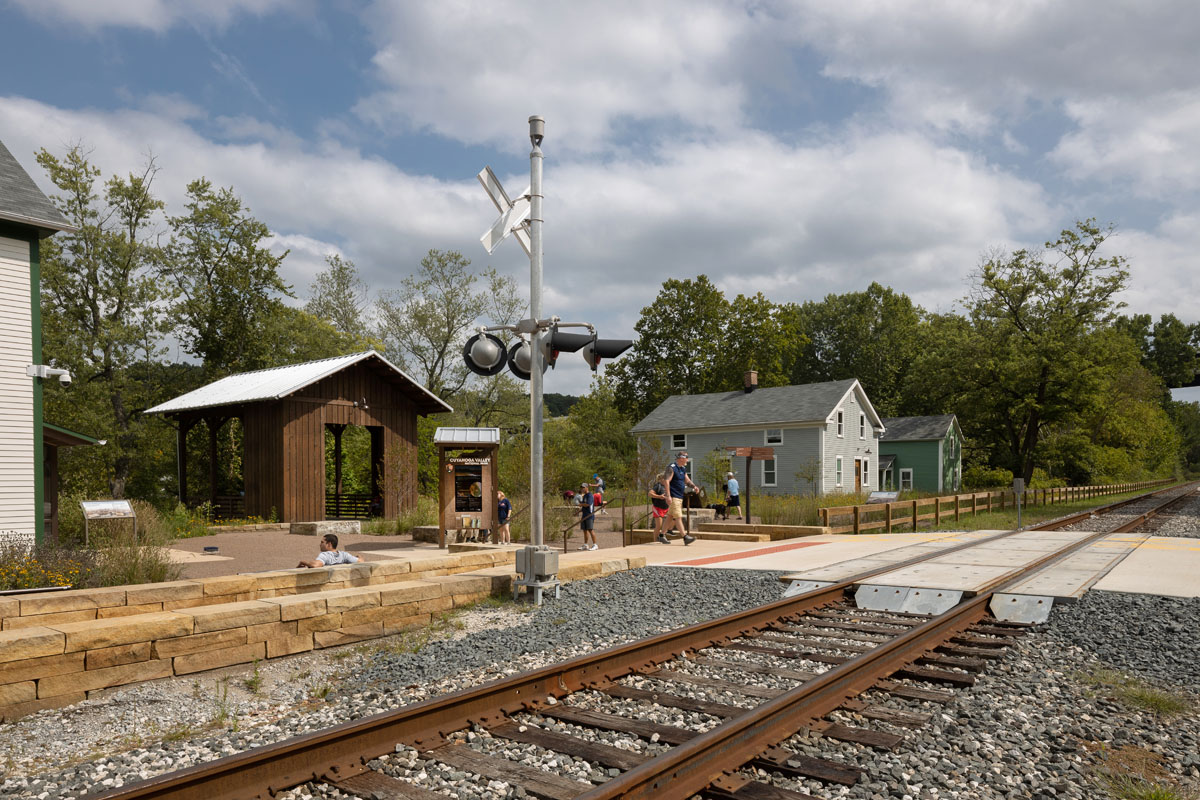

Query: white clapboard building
[0,139,73,546]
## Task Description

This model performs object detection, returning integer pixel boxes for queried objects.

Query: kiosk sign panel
[453,464,484,512]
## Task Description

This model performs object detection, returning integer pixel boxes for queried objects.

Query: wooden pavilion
[147,351,451,522]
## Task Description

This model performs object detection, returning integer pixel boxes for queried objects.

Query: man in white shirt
[297,533,360,568]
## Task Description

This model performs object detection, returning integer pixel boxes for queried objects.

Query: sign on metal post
[477,166,532,256]
[80,500,137,546]
[1012,477,1025,529]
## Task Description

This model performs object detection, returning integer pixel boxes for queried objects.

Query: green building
[878,415,963,493]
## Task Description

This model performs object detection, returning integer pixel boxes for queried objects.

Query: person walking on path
[297,533,359,568]
[725,472,742,519]
[648,469,671,540]
[662,452,697,545]
[496,490,512,544]
[590,474,608,514]
[576,481,599,550]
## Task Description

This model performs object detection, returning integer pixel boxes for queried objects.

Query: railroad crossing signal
[477,166,532,256]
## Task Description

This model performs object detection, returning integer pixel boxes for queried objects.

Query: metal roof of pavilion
[145,350,452,416]
[434,427,501,446]
[0,139,75,237]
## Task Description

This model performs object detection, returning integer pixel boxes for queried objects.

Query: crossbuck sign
[477,166,532,256]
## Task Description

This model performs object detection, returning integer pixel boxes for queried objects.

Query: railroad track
[92,483,1197,800]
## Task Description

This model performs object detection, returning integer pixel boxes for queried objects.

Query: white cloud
[354,0,776,152]
[787,1,1200,133]
[9,0,297,33]
[1114,214,1200,323]
[0,96,1070,393]
[1051,91,1200,195]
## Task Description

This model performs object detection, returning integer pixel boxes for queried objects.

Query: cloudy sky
[2,1,1198,395]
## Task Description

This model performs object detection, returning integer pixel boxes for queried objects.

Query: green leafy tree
[1166,400,1200,476]
[258,306,380,363]
[562,375,637,490]
[610,275,730,419]
[376,249,521,400]
[1149,313,1198,388]
[792,283,924,416]
[305,253,371,340]
[162,178,292,376]
[951,220,1130,483]
[37,146,168,499]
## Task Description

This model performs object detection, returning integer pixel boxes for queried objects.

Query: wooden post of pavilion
[328,424,346,518]
[725,445,775,525]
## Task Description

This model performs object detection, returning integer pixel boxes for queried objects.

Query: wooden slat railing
[818,479,1175,534]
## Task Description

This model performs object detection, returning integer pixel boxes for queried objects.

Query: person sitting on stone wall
[297,533,360,568]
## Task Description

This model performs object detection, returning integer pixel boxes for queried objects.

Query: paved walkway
[167,526,1200,598]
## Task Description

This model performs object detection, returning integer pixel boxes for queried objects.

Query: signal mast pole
[528,115,545,548]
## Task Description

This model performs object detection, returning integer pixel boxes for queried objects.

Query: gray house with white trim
[630,376,885,496]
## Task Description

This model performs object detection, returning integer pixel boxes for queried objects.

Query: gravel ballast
[1,563,1198,799]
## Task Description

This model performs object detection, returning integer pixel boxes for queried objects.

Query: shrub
[0,543,95,590]
[363,495,438,535]
[962,465,1014,490]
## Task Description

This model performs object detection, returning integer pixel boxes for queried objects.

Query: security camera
[25,364,72,387]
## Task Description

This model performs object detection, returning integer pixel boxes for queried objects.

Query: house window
[836,411,843,437]
[765,428,782,445]
[762,458,777,487]
[861,457,869,487]
[672,433,686,449]
[835,456,843,487]
[859,413,865,439]
[900,468,913,491]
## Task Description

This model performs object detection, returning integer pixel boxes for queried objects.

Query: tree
[792,283,924,416]
[610,276,730,419]
[953,220,1130,483]
[257,306,381,363]
[562,376,637,489]
[162,178,292,376]
[37,146,167,499]
[1149,314,1198,388]
[305,253,370,339]
[376,249,521,400]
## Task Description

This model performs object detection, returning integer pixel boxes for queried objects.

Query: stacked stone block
[0,551,644,721]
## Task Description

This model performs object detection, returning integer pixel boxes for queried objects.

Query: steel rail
[91,481,1196,800]
[575,490,1192,800]
[1111,486,1198,533]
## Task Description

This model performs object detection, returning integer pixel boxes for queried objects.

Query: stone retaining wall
[0,551,514,631]
[0,552,644,722]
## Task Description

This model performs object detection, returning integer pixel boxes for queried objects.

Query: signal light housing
[543,328,593,369]
[582,337,633,371]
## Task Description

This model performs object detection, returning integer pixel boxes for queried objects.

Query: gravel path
[2,567,1198,799]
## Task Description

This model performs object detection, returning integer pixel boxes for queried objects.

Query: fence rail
[324,493,375,520]
[818,479,1175,534]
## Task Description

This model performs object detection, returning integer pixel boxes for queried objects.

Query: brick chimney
[744,370,758,393]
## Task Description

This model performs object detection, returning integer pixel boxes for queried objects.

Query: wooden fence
[818,479,1174,534]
